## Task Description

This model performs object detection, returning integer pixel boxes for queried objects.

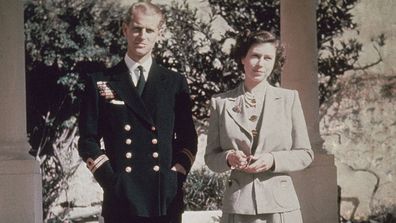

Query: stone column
[280,0,338,222]
[0,0,43,222]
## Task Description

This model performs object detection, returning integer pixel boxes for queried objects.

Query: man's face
[123,10,162,62]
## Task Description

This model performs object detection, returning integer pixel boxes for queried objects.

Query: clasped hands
[227,150,274,173]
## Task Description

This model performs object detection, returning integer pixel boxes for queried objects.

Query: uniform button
[151,126,156,131]
[124,124,131,131]
[151,138,158,145]
[126,152,132,159]
[153,165,160,172]
[125,138,132,145]
[125,166,132,173]
[152,152,159,158]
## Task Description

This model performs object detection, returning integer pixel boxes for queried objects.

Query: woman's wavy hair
[231,30,285,80]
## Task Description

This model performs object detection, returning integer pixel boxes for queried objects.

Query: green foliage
[25,0,125,71]
[155,1,242,125]
[25,0,126,220]
[25,0,127,155]
[209,1,280,35]
[184,168,228,211]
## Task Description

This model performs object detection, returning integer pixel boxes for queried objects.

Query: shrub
[184,168,228,211]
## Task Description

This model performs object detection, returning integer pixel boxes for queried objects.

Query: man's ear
[122,22,128,37]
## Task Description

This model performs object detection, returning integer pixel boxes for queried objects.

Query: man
[78,2,197,223]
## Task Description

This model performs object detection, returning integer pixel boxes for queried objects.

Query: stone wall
[320,73,396,220]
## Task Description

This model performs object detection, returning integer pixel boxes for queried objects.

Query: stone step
[97,210,222,223]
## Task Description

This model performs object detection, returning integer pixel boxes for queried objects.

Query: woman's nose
[256,57,265,67]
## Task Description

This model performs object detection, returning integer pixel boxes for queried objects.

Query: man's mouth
[135,42,147,47]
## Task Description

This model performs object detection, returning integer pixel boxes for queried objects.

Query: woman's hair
[232,30,285,76]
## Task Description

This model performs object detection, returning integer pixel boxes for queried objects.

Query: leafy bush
[184,168,228,211]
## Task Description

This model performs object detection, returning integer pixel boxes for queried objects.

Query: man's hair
[232,30,285,75]
[124,2,165,29]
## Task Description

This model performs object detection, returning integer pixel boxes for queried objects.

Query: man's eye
[132,27,142,32]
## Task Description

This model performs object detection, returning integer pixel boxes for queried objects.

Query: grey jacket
[205,83,314,214]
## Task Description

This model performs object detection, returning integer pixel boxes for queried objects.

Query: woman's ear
[241,57,246,66]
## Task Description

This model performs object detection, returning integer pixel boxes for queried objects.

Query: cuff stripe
[181,148,195,165]
[86,154,109,173]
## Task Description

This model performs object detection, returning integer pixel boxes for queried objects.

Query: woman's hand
[242,153,274,173]
[227,150,250,169]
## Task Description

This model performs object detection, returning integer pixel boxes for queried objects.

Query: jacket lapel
[255,85,282,154]
[140,62,164,119]
[107,61,154,126]
[225,84,254,141]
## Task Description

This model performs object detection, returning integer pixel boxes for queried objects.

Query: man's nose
[139,29,147,38]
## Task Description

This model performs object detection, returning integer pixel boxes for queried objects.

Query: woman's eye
[264,56,273,60]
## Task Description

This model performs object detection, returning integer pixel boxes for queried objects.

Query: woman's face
[241,42,276,86]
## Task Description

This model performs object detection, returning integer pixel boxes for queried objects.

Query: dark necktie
[136,65,145,95]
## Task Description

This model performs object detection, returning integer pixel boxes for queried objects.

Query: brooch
[232,104,242,113]
[232,98,243,113]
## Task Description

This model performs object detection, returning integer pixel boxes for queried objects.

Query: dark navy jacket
[78,60,197,218]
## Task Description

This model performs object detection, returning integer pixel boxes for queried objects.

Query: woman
[204,30,314,223]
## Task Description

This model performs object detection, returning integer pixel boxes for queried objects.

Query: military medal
[97,81,116,99]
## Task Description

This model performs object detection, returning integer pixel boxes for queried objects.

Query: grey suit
[205,83,313,216]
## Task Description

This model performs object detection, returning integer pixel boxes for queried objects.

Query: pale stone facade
[0,0,338,222]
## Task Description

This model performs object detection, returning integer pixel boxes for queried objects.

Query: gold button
[153,165,160,172]
[125,166,132,173]
[152,138,158,145]
[124,124,131,131]
[151,126,156,131]
[249,115,258,122]
[126,152,132,159]
[125,139,132,145]
[152,152,159,158]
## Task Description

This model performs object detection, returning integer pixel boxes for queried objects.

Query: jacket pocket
[271,175,300,209]
[222,178,241,208]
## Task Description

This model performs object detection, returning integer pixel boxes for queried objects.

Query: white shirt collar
[124,54,152,84]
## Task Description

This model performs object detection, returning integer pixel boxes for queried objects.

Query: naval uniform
[78,56,197,223]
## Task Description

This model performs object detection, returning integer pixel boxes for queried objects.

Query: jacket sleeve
[271,91,314,173]
[78,73,115,188]
[172,75,198,174]
[204,97,233,173]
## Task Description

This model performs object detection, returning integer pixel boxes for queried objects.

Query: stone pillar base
[0,159,42,223]
[291,154,338,223]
